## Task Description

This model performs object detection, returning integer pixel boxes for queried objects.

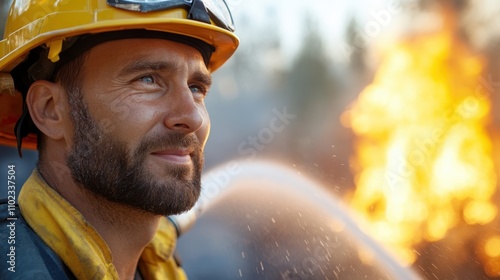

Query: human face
[65,38,211,216]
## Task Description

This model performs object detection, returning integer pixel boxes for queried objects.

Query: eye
[137,75,156,84]
[189,84,208,96]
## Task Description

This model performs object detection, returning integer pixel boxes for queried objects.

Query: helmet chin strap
[47,40,64,63]
[14,102,30,158]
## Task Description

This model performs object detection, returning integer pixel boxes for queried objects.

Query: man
[0,0,238,279]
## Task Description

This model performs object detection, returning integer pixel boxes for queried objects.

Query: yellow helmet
[0,0,239,151]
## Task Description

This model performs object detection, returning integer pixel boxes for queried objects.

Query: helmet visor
[107,0,235,32]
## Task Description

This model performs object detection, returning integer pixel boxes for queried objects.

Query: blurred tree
[286,15,330,115]
[274,14,344,173]
[345,17,366,74]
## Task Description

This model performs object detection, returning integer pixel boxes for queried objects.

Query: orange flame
[341,22,497,266]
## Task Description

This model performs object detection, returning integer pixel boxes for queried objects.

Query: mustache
[135,132,201,156]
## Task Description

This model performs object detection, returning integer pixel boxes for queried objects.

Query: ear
[26,80,68,141]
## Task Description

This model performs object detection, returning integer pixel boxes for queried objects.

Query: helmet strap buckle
[47,40,64,63]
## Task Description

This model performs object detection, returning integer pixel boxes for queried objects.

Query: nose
[163,86,205,133]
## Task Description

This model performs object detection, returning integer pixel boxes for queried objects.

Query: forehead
[84,38,210,73]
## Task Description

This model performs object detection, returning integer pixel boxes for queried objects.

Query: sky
[228,0,400,61]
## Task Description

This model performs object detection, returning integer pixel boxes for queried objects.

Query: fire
[341,20,497,267]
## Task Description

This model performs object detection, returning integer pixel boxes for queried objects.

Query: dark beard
[66,89,203,216]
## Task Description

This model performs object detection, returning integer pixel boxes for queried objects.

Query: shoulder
[0,199,76,279]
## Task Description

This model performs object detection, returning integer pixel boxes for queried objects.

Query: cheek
[110,105,158,142]
[86,97,156,150]
[199,109,211,146]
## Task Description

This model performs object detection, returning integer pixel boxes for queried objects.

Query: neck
[38,160,160,280]
[82,194,161,279]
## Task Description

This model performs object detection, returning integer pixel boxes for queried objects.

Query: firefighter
[0,0,238,279]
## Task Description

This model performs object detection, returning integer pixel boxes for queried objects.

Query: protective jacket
[0,170,187,279]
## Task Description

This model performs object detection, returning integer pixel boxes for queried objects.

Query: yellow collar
[19,170,186,279]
